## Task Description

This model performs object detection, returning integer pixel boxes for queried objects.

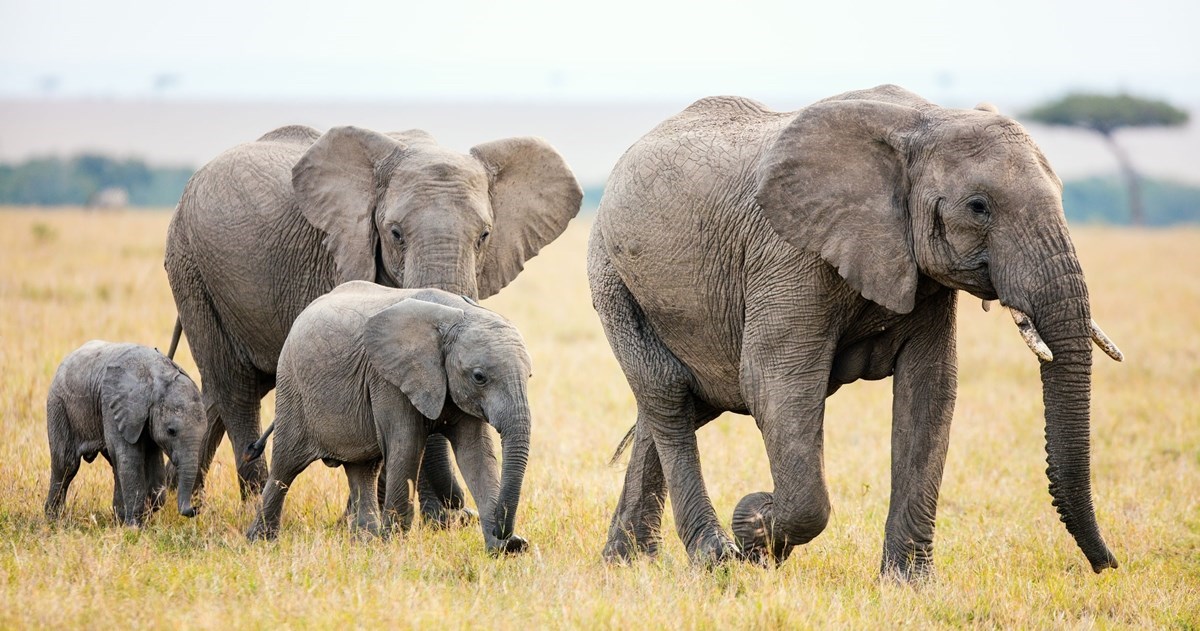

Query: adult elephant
[165,124,581,520]
[590,85,1122,578]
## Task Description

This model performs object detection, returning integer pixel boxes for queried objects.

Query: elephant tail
[166,317,183,360]
[608,424,636,466]
[243,422,274,463]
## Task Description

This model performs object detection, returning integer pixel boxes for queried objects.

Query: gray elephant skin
[44,341,204,526]
[165,124,581,517]
[245,283,532,554]
[589,85,1123,578]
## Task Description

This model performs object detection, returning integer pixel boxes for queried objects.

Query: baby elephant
[247,283,532,554]
[44,341,204,526]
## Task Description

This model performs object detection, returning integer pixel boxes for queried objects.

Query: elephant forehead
[398,147,489,184]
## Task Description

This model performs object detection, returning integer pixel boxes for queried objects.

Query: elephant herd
[42,84,1124,579]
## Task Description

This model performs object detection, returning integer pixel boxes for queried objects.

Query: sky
[2,0,1199,105]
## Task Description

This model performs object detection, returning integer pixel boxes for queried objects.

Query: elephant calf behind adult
[165,124,581,505]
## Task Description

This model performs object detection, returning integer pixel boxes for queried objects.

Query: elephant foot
[732,492,794,567]
[602,527,661,565]
[686,528,740,567]
[880,543,935,583]
[246,520,278,542]
[237,458,269,500]
[487,533,529,556]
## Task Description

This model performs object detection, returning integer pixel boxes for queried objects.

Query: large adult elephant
[590,85,1123,578]
[165,124,581,519]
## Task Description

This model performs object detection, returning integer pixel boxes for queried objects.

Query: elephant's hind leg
[590,232,734,565]
[44,398,80,521]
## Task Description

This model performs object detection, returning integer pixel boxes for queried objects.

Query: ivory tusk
[981,300,994,312]
[1008,307,1054,362]
[1090,320,1124,362]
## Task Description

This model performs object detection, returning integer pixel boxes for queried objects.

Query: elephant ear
[293,126,406,284]
[364,299,466,420]
[101,363,156,444]
[756,100,924,314]
[470,137,583,299]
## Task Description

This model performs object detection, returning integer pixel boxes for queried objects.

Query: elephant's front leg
[143,446,168,514]
[109,441,150,527]
[881,293,957,581]
[379,436,425,535]
[415,435,473,527]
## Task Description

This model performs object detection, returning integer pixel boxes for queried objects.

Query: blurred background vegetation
[1,93,1196,225]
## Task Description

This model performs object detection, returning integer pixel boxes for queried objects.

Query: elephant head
[292,126,583,299]
[363,297,533,543]
[101,356,206,518]
[756,85,1122,572]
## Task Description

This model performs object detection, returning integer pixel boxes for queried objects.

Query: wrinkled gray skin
[591,85,1119,578]
[44,341,204,526]
[165,125,580,522]
[246,283,532,554]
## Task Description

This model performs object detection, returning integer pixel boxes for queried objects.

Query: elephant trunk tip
[178,499,197,518]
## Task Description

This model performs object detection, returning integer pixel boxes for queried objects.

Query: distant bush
[0,155,193,208]
[1063,177,1200,226]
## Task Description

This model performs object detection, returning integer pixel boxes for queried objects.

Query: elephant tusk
[982,299,994,312]
[1008,307,1053,362]
[1090,319,1124,362]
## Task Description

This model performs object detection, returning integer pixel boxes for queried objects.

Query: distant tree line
[0,154,193,207]
[2,156,1197,225]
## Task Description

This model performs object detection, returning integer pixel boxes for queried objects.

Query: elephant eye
[966,197,990,217]
[471,369,488,385]
[390,226,404,243]
[476,230,490,250]
[166,427,178,437]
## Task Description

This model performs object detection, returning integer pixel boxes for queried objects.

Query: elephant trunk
[999,226,1117,573]
[491,408,531,542]
[175,440,201,518]
[404,236,479,299]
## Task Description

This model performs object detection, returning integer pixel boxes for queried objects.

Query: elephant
[44,341,203,526]
[245,283,532,554]
[164,124,581,521]
[589,85,1124,578]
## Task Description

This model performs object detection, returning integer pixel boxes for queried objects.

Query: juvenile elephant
[44,341,203,526]
[590,85,1123,578]
[165,124,580,519]
[246,283,532,554]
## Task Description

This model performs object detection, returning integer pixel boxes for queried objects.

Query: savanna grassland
[1,209,1198,628]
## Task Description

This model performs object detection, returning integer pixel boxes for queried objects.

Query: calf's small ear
[102,364,154,444]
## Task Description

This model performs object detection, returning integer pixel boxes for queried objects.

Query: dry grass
[1,209,1198,629]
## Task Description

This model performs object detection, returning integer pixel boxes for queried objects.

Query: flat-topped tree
[1024,93,1189,226]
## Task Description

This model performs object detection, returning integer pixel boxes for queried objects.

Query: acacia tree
[1025,93,1189,225]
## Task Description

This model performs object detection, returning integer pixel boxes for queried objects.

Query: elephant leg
[380,439,424,535]
[170,256,270,501]
[591,235,732,565]
[143,446,168,514]
[881,292,957,580]
[246,447,312,541]
[44,400,80,520]
[732,353,834,566]
[604,418,666,561]
[415,435,472,527]
[345,460,384,537]
[112,444,150,527]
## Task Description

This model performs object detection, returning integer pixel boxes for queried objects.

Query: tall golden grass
[1,209,1197,628]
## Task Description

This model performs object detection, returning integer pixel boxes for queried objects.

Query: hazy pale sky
[2,0,1198,104]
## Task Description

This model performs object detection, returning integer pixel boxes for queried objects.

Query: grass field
[1,209,1198,628]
